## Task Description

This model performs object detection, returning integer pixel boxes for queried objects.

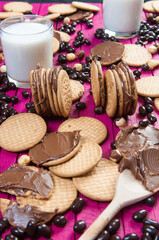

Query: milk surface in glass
[1,18,53,88]
[103,0,143,38]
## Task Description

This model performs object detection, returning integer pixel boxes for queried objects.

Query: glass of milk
[103,0,143,39]
[0,15,53,88]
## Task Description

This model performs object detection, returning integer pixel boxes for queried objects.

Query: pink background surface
[0,2,159,239]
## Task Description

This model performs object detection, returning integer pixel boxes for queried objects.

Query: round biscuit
[112,69,123,117]
[152,1,159,12]
[48,4,77,15]
[30,70,41,115]
[0,12,23,19]
[53,37,60,55]
[91,60,101,106]
[3,2,33,13]
[72,1,100,12]
[143,1,156,12]
[17,174,77,214]
[0,113,47,152]
[122,44,152,67]
[58,117,107,144]
[136,76,159,97]
[54,30,70,42]
[70,79,84,102]
[45,12,60,20]
[73,158,119,201]
[46,68,57,116]
[104,69,117,118]
[49,140,102,178]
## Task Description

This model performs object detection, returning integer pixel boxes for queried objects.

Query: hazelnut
[156,16,159,23]
[63,17,70,24]
[66,53,76,61]
[73,63,82,71]
[110,149,123,163]
[0,65,6,73]
[147,59,159,70]
[0,53,4,62]
[115,117,127,128]
[147,13,153,21]
[77,50,85,60]
[18,155,31,166]
[148,45,157,55]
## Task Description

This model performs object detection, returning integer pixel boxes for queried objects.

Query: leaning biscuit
[73,158,119,201]
[53,37,60,54]
[48,4,77,15]
[136,76,159,97]
[49,140,102,178]
[17,174,77,214]
[58,117,107,144]
[3,1,33,13]
[0,113,47,152]
[122,44,152,67]
[72,1,100,12]
[70,80,84,102]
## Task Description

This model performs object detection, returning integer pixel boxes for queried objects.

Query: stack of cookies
[30,66,72,118]
[91,60,138,118]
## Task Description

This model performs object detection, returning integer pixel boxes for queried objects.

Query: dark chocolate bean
[132,209,147,223]
[144,196,156,207]
[73,220,86,233]
[139,119,149,128]
[141,64,149,71]
[0,94,10,103]
[71,197,85,214]
[154,233,159,240]
[147,113,157,123]
[141,232,152,240]
[97,230,110,240]
[1,109,10,118]
[145,104,153,113]
[143,219,159,230]
[111,235,122,240]
[106,218,120,234]
[111,141,116,150]
[123,233,139,240]
[139,106,147,117]
[76,102,86,110]
[37,223,51,238]
[53,215,67,227]
[11,226,26,238]
[22,91,29,99]
[94,106,104,114]
[0,116,7,125]
[5,234,18,240]
[0,217,9,229]
[142,225,158,237]
[144,97,153,105]
[8,82,16,90]
[26,220,37,237]
[133,70,142,78]
[11,96,19,104]
[58,54,67,64]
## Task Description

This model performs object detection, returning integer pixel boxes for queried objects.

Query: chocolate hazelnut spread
[90,41,125,66]
[29,131,81,165]
[117,124,159,191]
[52,66,62,94]
[4,201,57,228]
[68,10,92,21]
[0,164,53,197]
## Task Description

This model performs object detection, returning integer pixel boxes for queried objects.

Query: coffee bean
[11,96,18,104]
[142,225,158,237]
[22,91,29,99]
[147,113,157,123]
[145,104,153,113]
[111,141,116,150]
[143,219,159,230]
[144,196,156,207]
[11,226,26,238]
[0,94,10,103]
[71,197,85,214]
[76,102,86,110]
[139,106,147,117]
[123,234,139,240]
[84,38,91,45]
[133,70,142,78]
[73,220,86,233]
[26,220,37,237]
[53,215,67,227]
[111,235,122,240]
[97,230,110,240]
[106,218,120,234]
[144,97,153,105]
[139,119,149,128]
[94,106,104,115]
[37,223,51,238]
[5,234,18,240]
[141,232,152,240]
[132,209,147,223]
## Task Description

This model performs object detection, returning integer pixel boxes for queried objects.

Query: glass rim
[0,14,53,36]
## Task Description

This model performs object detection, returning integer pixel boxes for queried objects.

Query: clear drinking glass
[103,0,144,39]
[0,15,53,88]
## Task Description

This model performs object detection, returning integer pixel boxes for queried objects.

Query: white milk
[103,0,143,34]
[1,22,53,84]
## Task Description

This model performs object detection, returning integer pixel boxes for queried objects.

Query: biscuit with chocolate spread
[54,30,70,42]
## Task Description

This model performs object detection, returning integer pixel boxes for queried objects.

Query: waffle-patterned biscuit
[70,80,84,102]
[104,69,117,118]
[53,37,60,55]
[49,140,102,178]
[30,70,41,115]
[46,68,57,116]
[17,174,77,214]
[48,4,77,15]
[72,1,100,12]
[112,69,123,117]
[0,11,23,19]
[122,44,152,67]
[136,76,159,97]
[54,30,70,42]
[45,13,60,20]
[58,117,107,144]
[154,98,159,111]
[152,1,159,12]
[73,158,119,201]
[3,1,33,13]
[0,113,47,152]
[57,69,72,118]
[143,1,156,12]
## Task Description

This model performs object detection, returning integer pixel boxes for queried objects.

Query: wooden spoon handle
[78,198,121,240]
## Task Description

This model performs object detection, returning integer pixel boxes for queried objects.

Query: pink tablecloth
[0,2,159,240]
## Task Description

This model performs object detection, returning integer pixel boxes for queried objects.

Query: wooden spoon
[79,169,157,240]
